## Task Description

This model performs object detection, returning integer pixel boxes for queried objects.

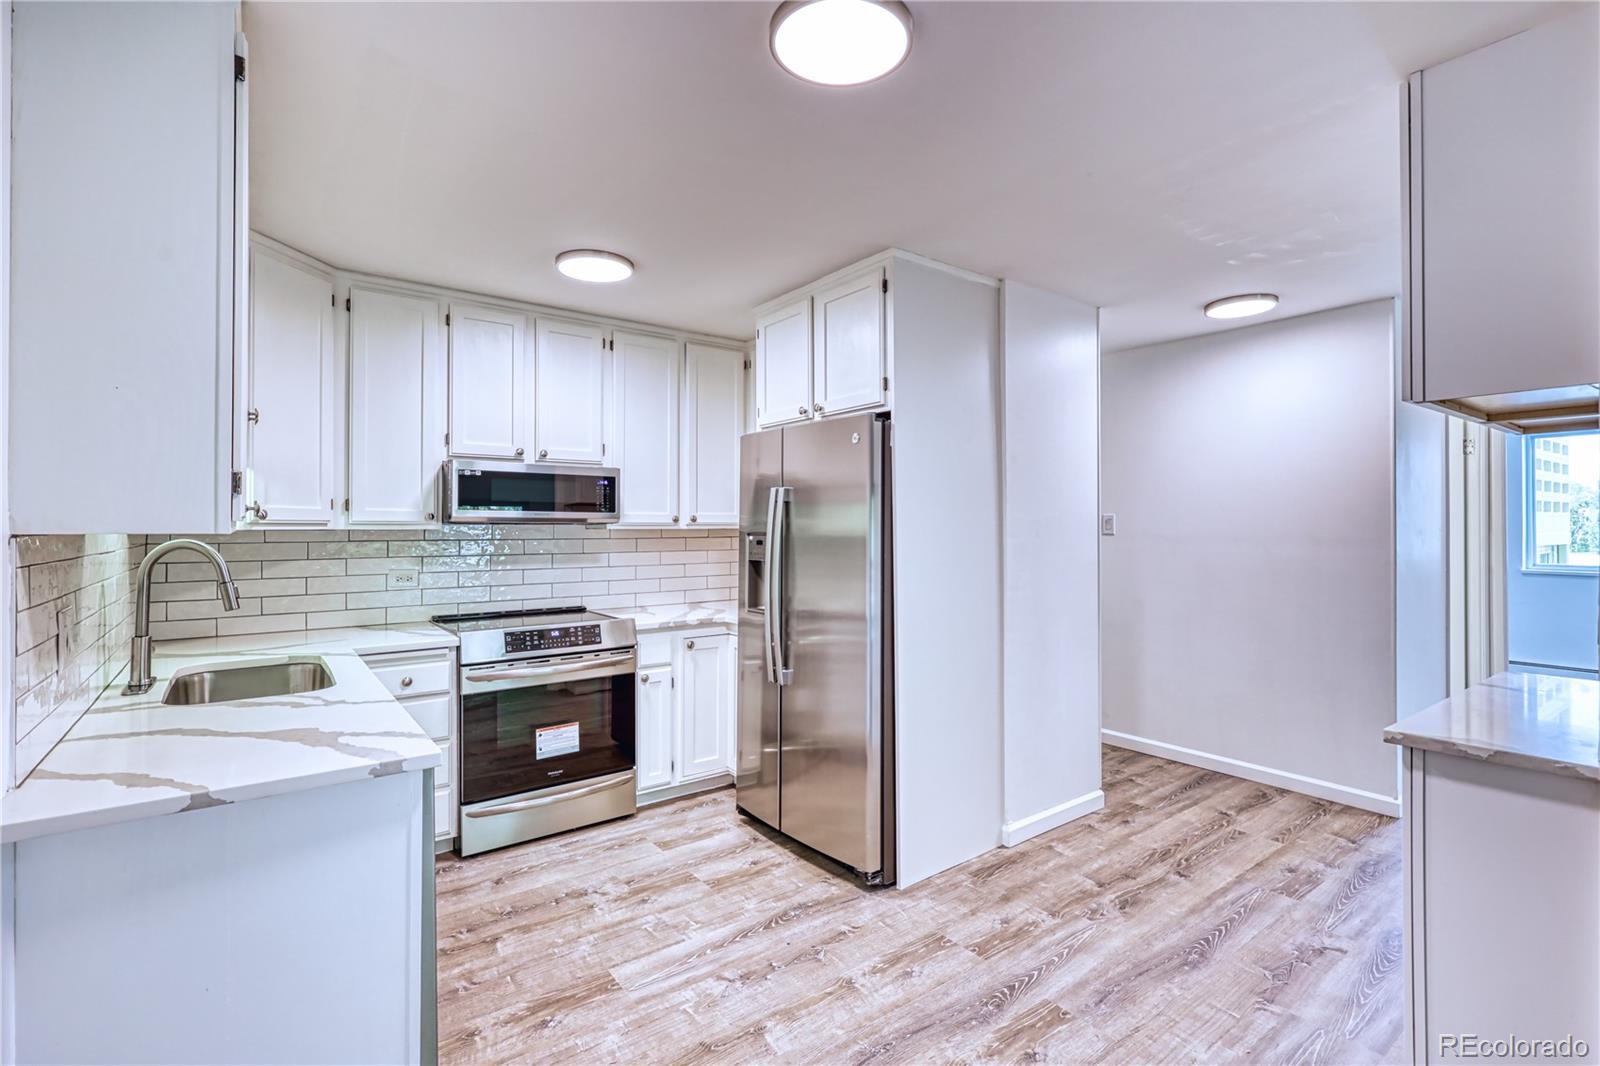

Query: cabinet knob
[798,406,808,416]
[672,515,680,523]
[640,673,649,683]
[515,447,525,457]
[426,512,436,522]
[400,676,413,689]
[539,449,548,459]
[686,640,695,649]
[814,404,824,415]
[246,501,268,521]
[689,515,698,523]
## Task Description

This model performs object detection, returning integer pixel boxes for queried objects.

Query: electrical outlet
[1100,513,1117,536]
[387,569,420,589]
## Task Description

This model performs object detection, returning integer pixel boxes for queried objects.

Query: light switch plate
[1100,513,1117,536]
[387,569,420,589]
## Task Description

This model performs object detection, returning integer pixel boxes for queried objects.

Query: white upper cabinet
[612,332,681,525]
[245,244,339,526]
[9,3,246,533]
[348,286,446,525]
[812,268,886,417]
[680,344,745,527]
[1404,7,1599,429]
[635,667,675,793]
[448,303,529,459]
[677,635,732,781]
[755,299,814,428]
[535,318,609,463]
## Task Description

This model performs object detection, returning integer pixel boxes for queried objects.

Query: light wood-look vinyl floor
[435,747,1405,1064]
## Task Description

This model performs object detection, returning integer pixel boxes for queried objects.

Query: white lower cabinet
[361,646,457,844]
[635,630,737,800]
[677,635,732,782]
[635,666,675,792]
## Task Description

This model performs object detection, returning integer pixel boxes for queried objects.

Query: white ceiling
[246,1,1570,351]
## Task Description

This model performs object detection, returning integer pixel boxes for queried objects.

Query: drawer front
[638,633,674,667]
[399,694,451,742]
[434,786,454,837]
[365,653,453,699]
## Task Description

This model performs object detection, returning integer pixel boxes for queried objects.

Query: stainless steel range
[431,607,638,857]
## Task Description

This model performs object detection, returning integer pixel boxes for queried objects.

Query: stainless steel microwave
[443,459,619,524]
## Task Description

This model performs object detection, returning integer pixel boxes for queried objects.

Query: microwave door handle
[770,486,794,686]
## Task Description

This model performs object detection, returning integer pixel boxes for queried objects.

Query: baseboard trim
[1001,788,1106,847]
[1102,729,1401,817]
[638,773,732,808]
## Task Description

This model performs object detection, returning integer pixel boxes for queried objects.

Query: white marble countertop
[597,603,737,633]
[0,624,454,844]
[1385,671,1599,781]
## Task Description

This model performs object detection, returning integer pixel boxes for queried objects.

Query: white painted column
[999,281,1104,845]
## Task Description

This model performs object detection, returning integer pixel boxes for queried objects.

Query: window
[1524,430,1598,573]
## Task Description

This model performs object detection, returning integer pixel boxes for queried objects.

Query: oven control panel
[504,624,601,655]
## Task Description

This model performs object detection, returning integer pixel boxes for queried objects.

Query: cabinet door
[812,268,886,416]
[1415,8,1598,402]
[755,298,813,428]
[613,331,681,525]
[348,286,446,525]
[535,317,608,463]
[636,667,675,792]
[246,245,339,526]
[677,635,731,781]
[680,344,744,528]
[448,303,528,459]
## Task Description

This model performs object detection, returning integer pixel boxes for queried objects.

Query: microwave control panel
[504,624,601,655]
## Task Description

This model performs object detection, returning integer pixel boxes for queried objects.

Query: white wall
[1101,300,1412,814]
[890,257,1003,887]
[999,282,1103,844]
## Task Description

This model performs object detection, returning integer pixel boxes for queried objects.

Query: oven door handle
[461,652,636,692]
[462,771,635,817]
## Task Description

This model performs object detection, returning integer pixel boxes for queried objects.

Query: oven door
[446,459,620,524]
[458,649,636,805]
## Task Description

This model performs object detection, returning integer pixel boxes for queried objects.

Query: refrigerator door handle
[769,485,794,686]
[763,486,779,684]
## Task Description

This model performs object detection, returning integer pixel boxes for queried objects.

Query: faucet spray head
[218,581,241,611]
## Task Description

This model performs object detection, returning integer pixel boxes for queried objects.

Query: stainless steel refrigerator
[736,411,895,884]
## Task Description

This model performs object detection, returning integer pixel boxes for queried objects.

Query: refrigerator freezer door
[777,413,885,874]
[736,427,783,829]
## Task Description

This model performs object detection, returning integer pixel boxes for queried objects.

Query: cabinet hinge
[445,312,451,327]
[1463,437,1477,457]
[744,359,751,370]
[231,471,243,495]
[601,442,606,456]
[882,277,888,294]
[444,432,450,447]
[883,376,889,392]
[331,293,337,308]
[234,54,246,82]
[345,296,351,312]
[343,498,350,513]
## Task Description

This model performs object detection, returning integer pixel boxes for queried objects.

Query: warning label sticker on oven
[535,722,581,759]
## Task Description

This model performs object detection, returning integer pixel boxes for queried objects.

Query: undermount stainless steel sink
[161,660,335,706]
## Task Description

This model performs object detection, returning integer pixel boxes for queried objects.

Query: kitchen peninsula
[1,627,447,1065]
[1386,672,1599,1064]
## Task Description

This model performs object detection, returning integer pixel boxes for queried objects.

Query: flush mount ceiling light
[1203,293,1279,319]
[555,249,634,284]
[770,0,913,87]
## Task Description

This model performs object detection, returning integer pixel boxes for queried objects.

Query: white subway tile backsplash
[120,529,735,649]
[10,534,146,783]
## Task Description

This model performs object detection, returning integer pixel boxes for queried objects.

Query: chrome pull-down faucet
[124,538,241,695]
